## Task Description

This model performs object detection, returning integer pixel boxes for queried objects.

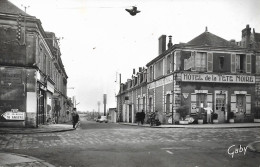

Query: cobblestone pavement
[0,127,259,150]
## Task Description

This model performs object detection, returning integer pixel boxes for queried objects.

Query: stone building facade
[117,26,260,124]
[0,0,70,127]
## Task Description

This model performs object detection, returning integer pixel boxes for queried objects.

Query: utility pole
[103,94,107,116]
[97,101,100,113]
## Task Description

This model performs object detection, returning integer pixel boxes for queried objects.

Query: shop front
[180,72,255,123]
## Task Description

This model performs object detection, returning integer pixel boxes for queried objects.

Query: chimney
[158,35,166,55]
[139,67,142,72]
[167,35,173,49]
[205,26,208,32]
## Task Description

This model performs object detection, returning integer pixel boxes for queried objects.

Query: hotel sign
[182,73,255,83]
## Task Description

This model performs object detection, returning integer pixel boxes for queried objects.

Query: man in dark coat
[72,108,79,129]
[140,110,145,125]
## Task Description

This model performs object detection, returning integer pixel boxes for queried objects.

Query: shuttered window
[246,54,251,73]
[207,52,213,72]
[191,52,196,71]
[256,55,260,74]
[246,94,251,114]
[230,94,236,112]
[231,54,236,73]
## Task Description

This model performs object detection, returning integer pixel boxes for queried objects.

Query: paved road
[0,120,260,167]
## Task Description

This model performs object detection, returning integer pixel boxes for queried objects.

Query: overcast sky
[10,0,260,112]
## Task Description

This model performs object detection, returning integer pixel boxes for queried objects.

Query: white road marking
[166,150,173,154]
[161,147,190,150]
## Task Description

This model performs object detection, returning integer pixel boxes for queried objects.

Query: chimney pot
[158,35,166,55]
[167,35,173,49]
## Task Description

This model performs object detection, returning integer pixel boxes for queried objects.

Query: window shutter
[231,54,236,73]
[256,55,260,74]
[246,94,251,114]
[246,54,251,73]
[231,94,236,112]
[190,93,197,114]
[191,52,196,71]
[207,52,213,72]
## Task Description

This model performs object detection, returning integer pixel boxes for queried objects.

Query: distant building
[117,26,260,124]
[0,0,70,127]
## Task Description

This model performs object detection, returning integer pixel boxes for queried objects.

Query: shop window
[196,93,207,108]
[216,94,225,110]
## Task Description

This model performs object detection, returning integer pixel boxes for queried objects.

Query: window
[256,55,260,74]
[166,54,172,74]
[219,56,224,70]
[231,54,251,73]
[194,52,207,72]
[155,59,163,78]
[149,97,153,112]
[216,94,225,110]
[236,54,245,73]
[165,94,170,114]
[149,66,153,81]
[196,93,207,108]
[143,97,146,111]
[137,98,140,112]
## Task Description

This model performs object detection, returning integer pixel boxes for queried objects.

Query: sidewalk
[0,123,75,134]
[0,152,55,167]
[119,122,260,129]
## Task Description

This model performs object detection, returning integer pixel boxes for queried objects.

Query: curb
[118,123,260,129]
[0,152,56,167]
[0,127,75,134]
[247,141,260,153]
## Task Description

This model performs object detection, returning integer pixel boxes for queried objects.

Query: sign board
[182,73,255,84]
[1,110,25,120]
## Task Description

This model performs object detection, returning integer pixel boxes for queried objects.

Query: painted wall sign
[1,110,25,120]
[148,75,173,89]
[181,73,255,83]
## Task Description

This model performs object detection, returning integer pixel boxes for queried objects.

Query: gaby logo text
[227,145,248,158]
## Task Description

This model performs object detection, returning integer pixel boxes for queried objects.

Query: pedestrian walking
[136,112,142,125]
[204,106,213,124]
[72,108,79,129]
[140,110,145,125]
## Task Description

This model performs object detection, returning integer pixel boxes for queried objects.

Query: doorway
[129,105,132,123]
[215,93,227,123]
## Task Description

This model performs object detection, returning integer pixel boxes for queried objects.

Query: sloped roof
[0,0,30,16]
[187,31,239,48]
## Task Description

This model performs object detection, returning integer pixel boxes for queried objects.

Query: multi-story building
[117,25,260,124]
[0,0,70,127]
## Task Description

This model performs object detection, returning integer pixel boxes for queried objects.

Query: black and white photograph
[0,0,260,166]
